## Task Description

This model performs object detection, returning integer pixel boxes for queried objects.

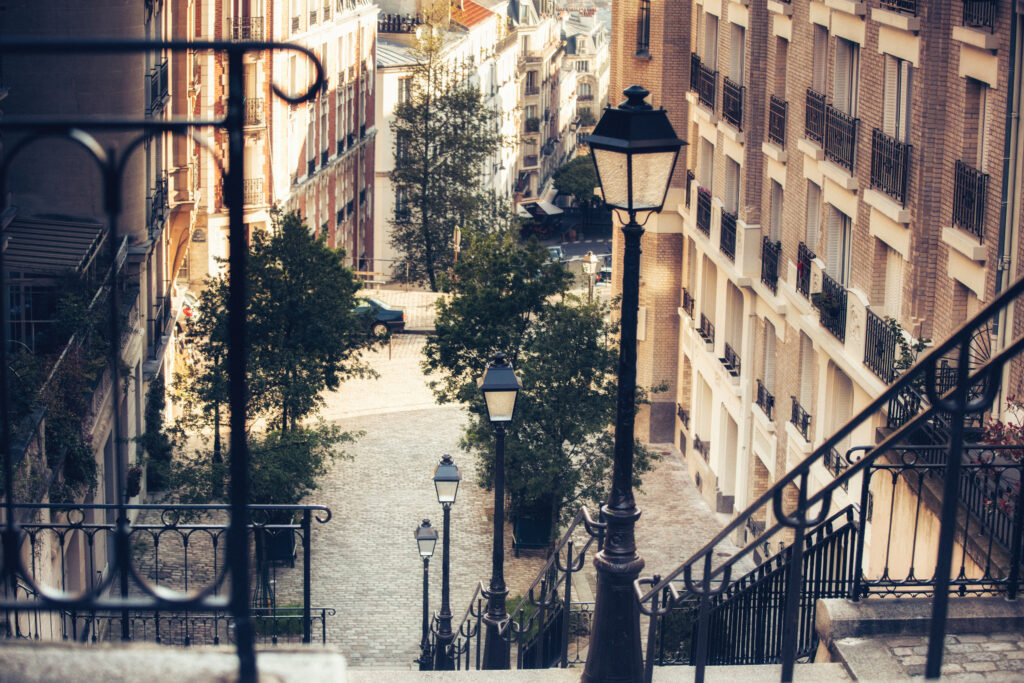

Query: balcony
[321,149,329,166]
[768,95,787,147]
[147,60,169,116]
[242,178,263,206]
[864,308,899,383]
[722,342,741,377]
[291,16,300,33]
[761,237,781,294]
[323,4,332,21]
[307,159,316,177]
[953,159,989,241]
[578,94,594,101]
[825,104,858,172]
[523,154,539,168]
[790,396,812,441]
[698,313,715,345]
[693,435,711,461]
[244,97,264,125]
[309,9,318,25]
[229,17,264,41]
[696,187,712,236]
[677,405,690,429]
[805,89,826,145]
[964,0,997,31]
[682,287,695,318]
[722,77,743,130]
[692,54,717,111]
[378,14,421,33]
[148,174,169,233]
[756,379,775,421]
[797,242,814,298]
[824,447,849,489]
[871,128,911,206]
[525,85,540,96]
[814,271,848,343]
[881,0,917,13]
[720,210,737,261]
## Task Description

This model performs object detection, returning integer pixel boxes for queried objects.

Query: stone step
[348,663,850,682]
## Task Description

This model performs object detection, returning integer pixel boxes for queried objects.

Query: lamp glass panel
[592,148,630,209]
[484,389,517,423]
[435,479,459,504]
[629,151,678,210]
[418,535,437,557]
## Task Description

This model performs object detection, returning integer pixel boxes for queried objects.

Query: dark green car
[354,297,406,337]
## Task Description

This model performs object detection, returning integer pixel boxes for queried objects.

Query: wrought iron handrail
[720,210,737,261]
[636,268,1024,682]
[696,187,712,236]
[761,237,781,294]
[870,128,911,206]
[953,159,988,241]
[722,77,743,130]
[964,0,997,31]
[756,379,775,421]
[768,95,786,147]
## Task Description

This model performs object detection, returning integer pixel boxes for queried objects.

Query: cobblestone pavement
[887,633,1024,680]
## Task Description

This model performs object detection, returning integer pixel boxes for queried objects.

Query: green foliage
[552,154,598,207]
[389,25,504,291]
[577,109,596,127]
[139,373,174,491]
[884,315,930,375]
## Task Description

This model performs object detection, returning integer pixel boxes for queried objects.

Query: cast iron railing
[677,405,690,429]
[229,17,265,41]
[720,210,737,261]
[722,77,743,130]
[815,271,848,342]
[871,128,911,205]
[953,159,988,241]
[148,173,169,233]
[147,59,169,116]
[682,288,695,318]
[690,53,717,111]
[761,237,781,294]
[881,0,917,14]
[756,379,775,421]
[292,16,300,33]
[805,89,825,145]
[964,0,998,31]
[790,397,812,441]
[796,242,814,298]
[696,187,711,236]
[244,97,264,125]
[0,37,326,683]
[685,169,695,207]
[864,308,899,382]
[698,313,715,345]
[378,12,422,32]
[824,446,849,485]
[768,95,787,147]
[722,342,741,376]
[693,435,711,461]
[243,178,263,205]
[636,0,651,55]
[825,104,858,172]
[309,9,318,25]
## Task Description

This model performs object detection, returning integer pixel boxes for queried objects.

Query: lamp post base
[482,614,511,670]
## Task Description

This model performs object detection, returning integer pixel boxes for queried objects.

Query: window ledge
[942,226,987,262]
[718,119,745,145]
[820,158,859,191]
[634,50,653,60]
[871,7,920,33]
[762,140,787,164]
[768,0,793,16]
[798,138,825,161]
[863,188,909,224]
[952,25,1000,51]
[825,0,865,16]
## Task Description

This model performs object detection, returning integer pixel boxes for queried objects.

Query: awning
[4,216,106,277]
[534,200,564,216]
[517,204,533,218]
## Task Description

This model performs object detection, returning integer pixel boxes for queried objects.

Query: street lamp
[581,250,598,302]
[478,352,522,670]
[415,519,438,671]
[582,85,684,683]
[432,454,461,670]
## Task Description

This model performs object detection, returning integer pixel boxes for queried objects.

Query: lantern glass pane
[435,479,459,504]
[592,148,631,209]
[418,535,437,557]
[630,151,678,210]
[484,389,517,423]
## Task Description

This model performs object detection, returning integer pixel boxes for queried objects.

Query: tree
[389,21,503,291]
[553,153,599,229]
[423,230,659,531]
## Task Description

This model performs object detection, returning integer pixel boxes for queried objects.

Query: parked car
[547,246,564,263]
[354,297,405,337]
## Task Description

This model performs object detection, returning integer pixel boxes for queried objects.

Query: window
[812,25,828,93]
[730,24,745,82]
[799,332,814,409]
[526,104,537,120]
[395,131,410,164]
[576,61,589,72]
[833,37,860,116]
[725,157,740,213]
[775,38,788,98]
[704,13,719,66]
[699,138,714,192]
[964,78,989,169]
[883,246,904,320]
[637,0,651,55]
[395,187,409,219]
[579,83,592,99]
[770,181,783,241]
[882,55,912,142]
[826,207,853,286]
[763,320,776,393]
[805,181,821,250]
[398,77,412,105]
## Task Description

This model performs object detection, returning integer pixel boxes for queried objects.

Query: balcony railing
[244,97,264,125]
[291,16,300,33]
[378,14,422,33]
[797,242,814,298]
[953,159,989,241]
[768,95,787,147]
[964,0,997,31]
[824,447,849,489]
[756,379,775,420]
[871,128,911,205]
[229,17,264,41]
[309,9,318,25]
[693,435,711,461]
[815,271,848,342]
[881,0,917,13]
[524,154,539,168]
[677,405,690,429]
[864,308,899,383]
[690,53,717,111]
[148,174,169,233]
[243,178,263,206]
[722,342,741,376]
[321,149,329,166]
[805,89,826,145]
[685,169,695,207]
[720,210,737,261]
[307,159,316,177]
[825,104,858,172]
[525,85,540,96]
[696,187,712,236]
[790,396,812,441]
[323,3,332,20]
[722,77,743,130]
[682,288,695,318]
[761,237,781,294]
[147,60,169,116]
[698,313,715,345]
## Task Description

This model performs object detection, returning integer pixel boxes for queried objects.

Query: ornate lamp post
[478,353,522,670]
[582,85,684,682]
[414,519,438,670]
[581,250,598,302]
[432,454,461,670]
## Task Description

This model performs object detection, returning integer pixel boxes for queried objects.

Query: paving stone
[965,661,998,672]
[981,642,1019,652]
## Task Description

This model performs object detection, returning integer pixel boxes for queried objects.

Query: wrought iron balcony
[308,159,316,177]
[696,187,712,236]
[677,404,690,429]
[964,0,997,31]
[523,154,538,168]
[244,97,264,125]
[805,89,826,145]
[881,0,917,13]
[309,9,318,24]
[864,308,899,382]
[323,4,332,21]
[790,396,812,441]
[693,435,711,461]
[756,379,775,420]
[722,342,741,376]
[690,53,717,111]
[768,95,787,147]
[953,159,989,241]
[321,149,329,166]
[871,128,911,205]
[824,447,849,489]
[685,169,695,207]
[722,77,743,130]
[291,16,300,33]
[525,85,540,96]
[815,271,848,342]
[682,287,695,318]
[797,242,814,298]
[243,178,263,205]
[147,60,169,116]
[720,210,737,261]
[378,13,422,33]
[761,237,781,294]
[825,104,858,172]
[148,173,169,232]
[698,313,715,345]
[229,17,265,41]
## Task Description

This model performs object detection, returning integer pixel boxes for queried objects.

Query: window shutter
[731,25,745,82]
[702,257,716,323]
[770,181,783,241]
[805,181,821,250]
[834,39,851,114]
[841,215,853,286]
[882,55,898,137]
[812,27,828,93]
[764,320,777,392]
[705,15,719,67]
[898,60,912,142]
[726,159,740,213]
[826,207,841,277]
[884,247,904,320]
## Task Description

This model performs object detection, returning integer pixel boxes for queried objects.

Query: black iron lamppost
[432,454,461,670]
[582,250,598,302]
[582,85,684,683]
[415,519,438,670]
[478,353,522,670]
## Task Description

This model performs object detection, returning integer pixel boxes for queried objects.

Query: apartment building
[609,0,1024,537]
[562,9,610,128]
